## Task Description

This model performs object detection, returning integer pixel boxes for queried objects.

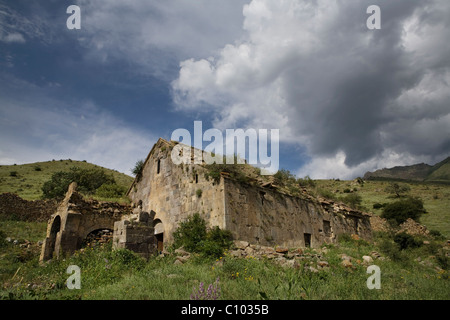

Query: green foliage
[297,175,316,188]
[340,193,363,209]
[393,232,423,250]
[204,162,250,185]
[173,213,207,253]
[381,197,426,226]
[41,167,116,199]
[9,171,17,177]
[95,183,128,199]
[273,169,296,185]
[196,189,203,198]
[132,160,144,182]
[172,213,232,258]
[385,182,411,198]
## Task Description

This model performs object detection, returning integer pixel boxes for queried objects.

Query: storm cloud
[172,0,450,178]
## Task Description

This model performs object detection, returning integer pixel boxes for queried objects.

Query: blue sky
[1,0,449,178]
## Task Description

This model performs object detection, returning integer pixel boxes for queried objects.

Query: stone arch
[49,215,62,257]
[82,228,113,247]
[153,218,164,252]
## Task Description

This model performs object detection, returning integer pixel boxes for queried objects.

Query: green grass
[0,160,134,201]
[1,219,448,300]
[313,179,450,238]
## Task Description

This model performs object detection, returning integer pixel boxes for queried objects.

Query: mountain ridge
[363,156,450,183]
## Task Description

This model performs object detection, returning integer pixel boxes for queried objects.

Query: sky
[0,0,449,179]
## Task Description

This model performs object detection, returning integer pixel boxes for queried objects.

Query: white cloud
[76,0,249,79]
[0,90,156,175]
[172,0,450,178]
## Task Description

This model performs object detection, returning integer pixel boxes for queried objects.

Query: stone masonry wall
[0,193,57,222]
[128,139,226,245]
[223,178,371,248]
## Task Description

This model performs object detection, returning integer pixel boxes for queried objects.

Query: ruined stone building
[41,138,371,261]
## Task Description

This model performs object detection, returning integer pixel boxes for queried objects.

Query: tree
[384,182,410,198]
[132,160,145,182]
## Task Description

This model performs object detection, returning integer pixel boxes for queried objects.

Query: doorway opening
[304,233,311,248]
[153,219,164,253]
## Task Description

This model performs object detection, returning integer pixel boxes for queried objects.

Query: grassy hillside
[314,179,450,238]
[363,157,450,183]
[426,157,450,183]
[0,160,134,201]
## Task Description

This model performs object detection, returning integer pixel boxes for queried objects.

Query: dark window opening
[304,233,311,248]
[323,220,331,236]
[195,173,198,183]
[155,233,164,252]
[157,159,161,174]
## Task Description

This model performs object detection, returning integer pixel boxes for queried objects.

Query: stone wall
[0,193,57,222]
[40,183,130,261]
[223,178,371,248]
[113,208,156,259]
[128,139,226,246]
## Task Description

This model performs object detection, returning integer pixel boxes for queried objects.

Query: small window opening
[157,159,161,174]
[304,233,311,248]
[195,173,198,183]
[323,220,331,236]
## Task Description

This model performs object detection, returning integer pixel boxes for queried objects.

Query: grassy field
[0,160,134,201]
[0,219,448,300]
[313,179,450,238]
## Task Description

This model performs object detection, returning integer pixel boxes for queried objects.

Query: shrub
[172,213,232,258]
[340,193,362,209]
[196,189,203,198]
[381,197,426,226]
[393,232,422,250]
[378,239,407,262]
[42,167,116,199]
[385,182,410,198]
[372,203,384,209]
[274,169,296,186]
[95,183,127,198]
[9,171,17,177]
[173,213,207,253]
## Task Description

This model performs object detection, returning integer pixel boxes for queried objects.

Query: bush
[42,167,116,199]
[373,202,384,209]
[95,183,127,198]
[385,182,410,198]
[172,213,232,258]
[393,232,422,250]
[274,169,296,185]
[340,193,362,209]
[381,197,426,226]
[9,171,17,177]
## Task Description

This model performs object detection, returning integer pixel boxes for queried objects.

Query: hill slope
[363,157,450,183]
[0,160,134,200]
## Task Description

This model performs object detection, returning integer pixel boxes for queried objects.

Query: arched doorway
[49,215,61,258]
[153,219,164,252]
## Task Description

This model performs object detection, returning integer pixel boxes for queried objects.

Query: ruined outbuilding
[41,138,372,261]
[40,182,130,261]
